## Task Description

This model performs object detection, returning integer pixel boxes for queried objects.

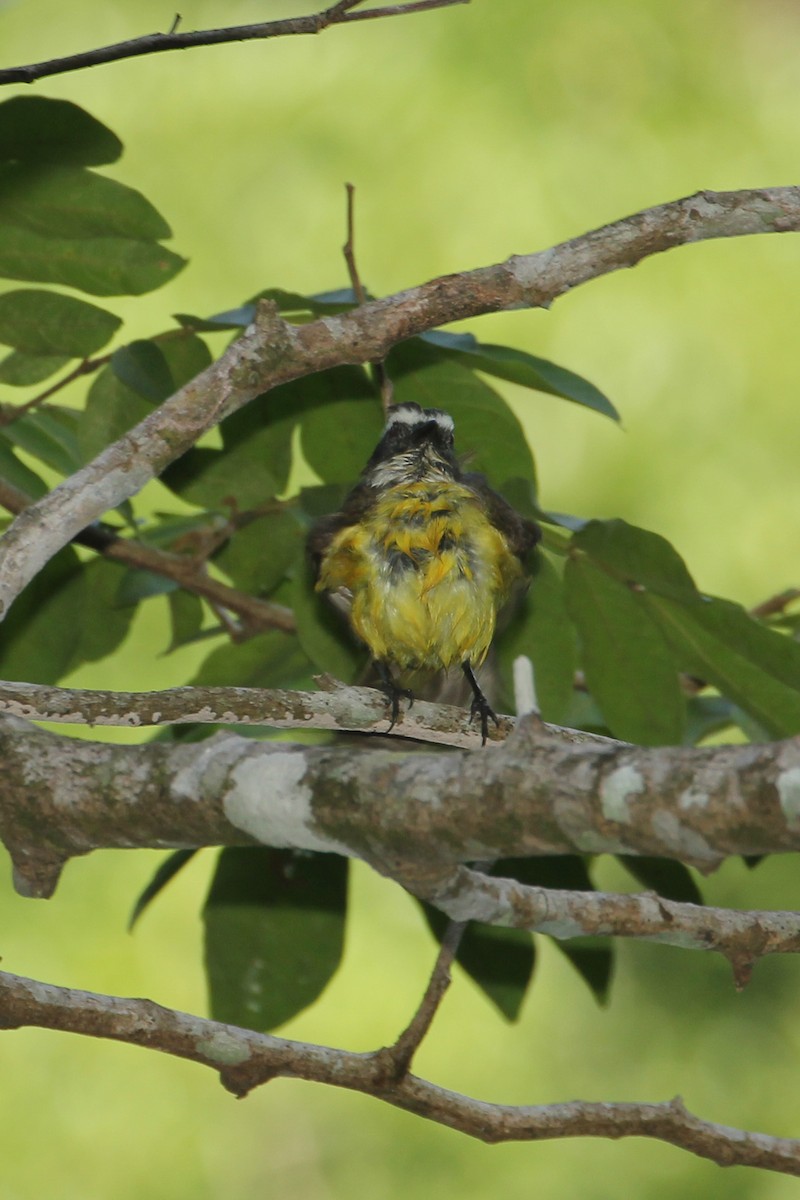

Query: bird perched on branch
[308,402,540,741]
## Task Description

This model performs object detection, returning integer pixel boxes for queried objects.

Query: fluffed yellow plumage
[308,403,540,741]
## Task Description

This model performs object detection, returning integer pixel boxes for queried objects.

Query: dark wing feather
[306,481,376,584]
[462,472,541,565]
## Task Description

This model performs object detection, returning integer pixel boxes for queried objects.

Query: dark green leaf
[646,593,800,739]
[564,554,685,745]
[253,286,359,317]
[69,558,137,667]
[129,849,197,931]
[0,439,47,497]
[420,331,619,421]
[0,224,186,296]
[617,856,703,905]
[216,509,306,596]
[0,548,82,682]
[573,519,699,603]
[204,847,348,1031]
[173,308,253,332]
[112,340,173,402]
[0,288,120,357]
[0,164,171,240]
[495,551,578,723]
[493,856,614,1002]
[166,590,205,653]
[684,694,740,745]
[0,349,69,386]
[298,367,381,484]
[160,332,212,389]
[162,378,301,508]
[0,97,122,167]
[421,902,535,1021]
[284,568,364,684]
[0,406,82,475]
[79,363,152,462]
[190,628,314,691]
[116,568,177,606]
[553,939,614,1004]
[387,341,537,490]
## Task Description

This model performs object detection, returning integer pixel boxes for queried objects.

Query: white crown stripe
[385,407,454,433]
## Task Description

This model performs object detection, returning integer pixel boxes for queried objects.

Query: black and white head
[364,403,458,488]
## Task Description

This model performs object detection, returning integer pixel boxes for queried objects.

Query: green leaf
[0,547,82,682]
[618,857,703,905]
[0,164,172,240]
[0,289,120,357]
[420,330,620,421]
[420,902,535,1021]
[129,849,197,931]
[204,847,348,1031]
[115,568,177,606]
[495,551,578,723]
[0,97,122,167]
[387,341,537,490]
[573,519,699,603]
[79,363,152,462]
[0,440,47,497]
[190,629,314,691]
[564,554,685,745]
[80,335,212,463]
[284,568,364,684]
[495,856,614,1003]
[298,367,381,484]
[684,694,740,745]
[69,558,137,668]
[646,593,800,739]
[0,224,186,297]
[216,509,306,596]
[162,378,301,508]
[0,349,69,386]
[0,406,82,476]
[166,590,205,653]
[112,340,174,402]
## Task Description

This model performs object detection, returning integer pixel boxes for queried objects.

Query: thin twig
[0,968,798,1174]
[383,919,467,1077]
[342,182,394,413]
[0,0,468,85]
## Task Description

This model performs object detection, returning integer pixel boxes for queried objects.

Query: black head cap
[364,403,457,478]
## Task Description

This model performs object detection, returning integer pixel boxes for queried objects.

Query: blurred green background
[2,0,800,1195]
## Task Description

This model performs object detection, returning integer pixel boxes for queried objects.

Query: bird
[307,401,541,742]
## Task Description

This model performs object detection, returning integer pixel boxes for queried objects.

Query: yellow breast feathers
[315,479,524,672]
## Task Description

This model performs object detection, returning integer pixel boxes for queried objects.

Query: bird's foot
[462,660,498,745]
[375,662,414,732]
[469,692,498,745]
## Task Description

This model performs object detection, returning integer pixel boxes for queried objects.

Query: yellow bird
[308,402,540,740]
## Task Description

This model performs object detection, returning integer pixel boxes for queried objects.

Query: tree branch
[0,477,295,636]
[3,712,800,975]
[1,187,799,621]
[0,0,469,85]
[0,677,525,746]
[0,968,797,1174]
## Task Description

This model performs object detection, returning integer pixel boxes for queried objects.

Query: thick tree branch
[0,968,797,1175]
[0,0,468,85]
[1,187,799,620]
[3,713,800,972]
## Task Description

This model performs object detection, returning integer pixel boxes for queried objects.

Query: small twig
[167,13,181,36]
[0,0,468,85]
[0,967,798,1173]
[383,919,467,1077]
[750,588,800,621]
[342,182,394,414]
